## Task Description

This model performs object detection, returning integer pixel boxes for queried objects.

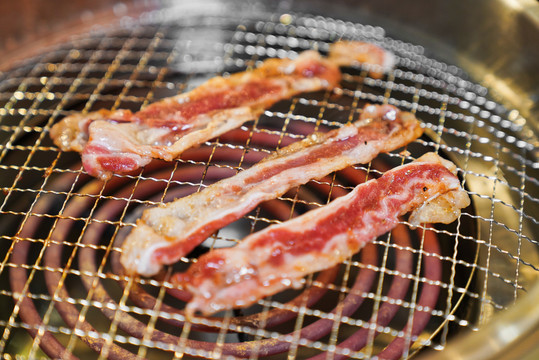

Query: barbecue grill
[0,0,538,359]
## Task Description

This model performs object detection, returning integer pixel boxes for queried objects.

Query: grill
[0,1,538,359]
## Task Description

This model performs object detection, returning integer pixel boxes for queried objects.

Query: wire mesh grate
[0,5,537,360]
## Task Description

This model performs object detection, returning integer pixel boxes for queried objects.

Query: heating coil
[0,3,537,359]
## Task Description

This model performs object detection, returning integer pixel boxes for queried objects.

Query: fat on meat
[173,152,470,316]
[120,103,423,276]
[49,41,396,179]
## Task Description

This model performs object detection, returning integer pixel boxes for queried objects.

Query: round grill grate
[0,4,537,360]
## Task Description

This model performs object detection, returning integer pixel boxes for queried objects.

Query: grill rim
[418,283,539,360]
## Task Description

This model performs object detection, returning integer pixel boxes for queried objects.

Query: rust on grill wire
[0,5,538,360]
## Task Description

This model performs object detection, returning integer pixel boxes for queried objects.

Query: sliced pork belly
[120,104,422,276]
[328,41,396,78]
[50,41,395,179]
[173,152,470,316]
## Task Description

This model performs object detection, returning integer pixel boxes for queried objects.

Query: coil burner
[0,5,537,360]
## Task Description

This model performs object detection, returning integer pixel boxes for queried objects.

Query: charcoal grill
[0,0,538,359]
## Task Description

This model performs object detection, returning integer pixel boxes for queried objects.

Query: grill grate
[0,5,538,360]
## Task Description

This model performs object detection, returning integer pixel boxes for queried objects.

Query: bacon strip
[49,41,395,180]
[328,41,396,78]
[173,152,470,316]
[120,104,423,276]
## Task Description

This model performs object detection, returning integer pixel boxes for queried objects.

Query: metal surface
[0,0,537,359]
